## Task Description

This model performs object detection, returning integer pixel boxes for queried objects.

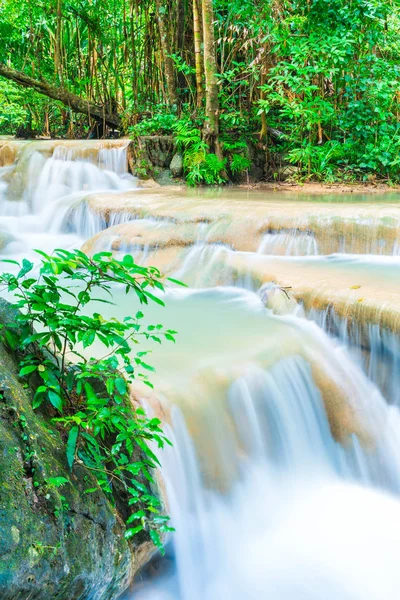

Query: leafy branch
[0,249,179,550]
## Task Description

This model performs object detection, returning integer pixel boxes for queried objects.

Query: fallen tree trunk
[0,63,121,129]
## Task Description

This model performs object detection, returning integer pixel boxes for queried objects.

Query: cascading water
[122,288,400,600]
[307,304,400,407]
[0,140,137,259]
[2,141,400,599]
[257,230,319,255]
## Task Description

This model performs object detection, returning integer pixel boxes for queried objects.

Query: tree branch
[0,63,121,129]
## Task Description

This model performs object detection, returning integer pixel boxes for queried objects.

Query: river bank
[4,138,400,193]
[242,181,400,194]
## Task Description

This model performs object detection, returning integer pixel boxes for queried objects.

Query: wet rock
[155,169,178,186]
[0,230,15,250]
[275,165,300,180]
[259,283,300,315]
[137,178,161,189]
[169,153,183,178]
[127,137,175,179]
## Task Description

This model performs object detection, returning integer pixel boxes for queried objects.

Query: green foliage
[174,117,206,151]
[0,81,29,133]
[258,0,400,181]
[1,0,400,181]
[230,154,251,175]
[287,141,345,182]
[185,152,227,186]
[131,111,178,136]
[32,541,62,557]
[173,117,227,185]
[0,249,178,551]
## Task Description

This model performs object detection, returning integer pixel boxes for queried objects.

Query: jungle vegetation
[0,250,177,549]
[0,0,400,182]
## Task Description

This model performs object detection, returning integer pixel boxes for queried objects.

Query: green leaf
[122,254,135,267]
[84,487,98,494]
[19,365,38,377]
[66,426,79,469]
[32,394,45,410]
[125,525,144,539]
[3,329,19,350]
[17,259,34,278]
[82,330,95,348]
[149,528,164,551]
[126,510,146,523]
[48,390,63,411]
[106,378,115,395]
[143,291,165,306]
[46,476,69,488]
[115,377,127,395]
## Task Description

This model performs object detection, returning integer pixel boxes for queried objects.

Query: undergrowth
[0,249,181,551]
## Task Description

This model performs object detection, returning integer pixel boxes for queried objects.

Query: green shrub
[0,249,180,550]
[130,111,178,136]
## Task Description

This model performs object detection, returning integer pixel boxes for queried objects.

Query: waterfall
[258,230,319,256]
[0,140,137,259]
[127,307,400,599]
[307,304,400,406]
[93,284,400,600]
[1,142,400,600]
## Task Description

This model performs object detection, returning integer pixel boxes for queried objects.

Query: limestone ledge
[85,189,400,255]
[82,189,400,337]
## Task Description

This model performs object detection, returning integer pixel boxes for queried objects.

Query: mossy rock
[0,300,143,599]
[169,153,183,178]
[127,137,175,180]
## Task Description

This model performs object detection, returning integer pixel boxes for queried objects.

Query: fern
[173,118,204,150]
[230,154,251,174]
[172,118,227,185]
[221,135,248,152]
[185,153,227,186]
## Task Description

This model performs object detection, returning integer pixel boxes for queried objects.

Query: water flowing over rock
[83,188,400,255]
[2,140,400,600]
[0,139,28,167]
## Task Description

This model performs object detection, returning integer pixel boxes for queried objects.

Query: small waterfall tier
[0,139,137,259]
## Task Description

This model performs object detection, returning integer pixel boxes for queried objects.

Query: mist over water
[2,140,400,599]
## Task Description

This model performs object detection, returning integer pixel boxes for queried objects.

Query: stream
[1,139,400,600]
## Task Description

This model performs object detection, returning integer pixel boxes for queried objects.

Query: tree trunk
[259,70,268,140]
[154,0,178,107]
[201,0,221,153]
[55,0,63,83]
[0,63,121,129]
[193,0,204,108]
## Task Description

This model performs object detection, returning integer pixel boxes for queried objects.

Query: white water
[2,141,400,600]
[0,140,136,260]
[308,304,400,407]
[258,230,319,255]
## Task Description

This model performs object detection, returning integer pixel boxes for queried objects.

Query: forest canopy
[1,0,400,182]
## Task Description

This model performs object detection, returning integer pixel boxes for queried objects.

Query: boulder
[127,137,175,180]
[0,300,146,599]
[169,153,183,178]
[275,165,300,180]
